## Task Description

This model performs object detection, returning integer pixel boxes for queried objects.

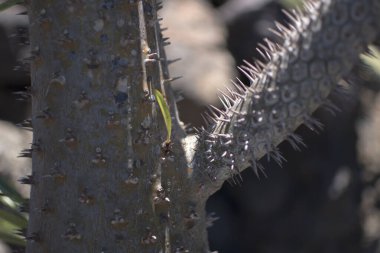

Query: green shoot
[154,89,172,143]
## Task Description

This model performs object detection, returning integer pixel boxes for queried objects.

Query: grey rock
[0,120,32,197]
[161,0,235,105]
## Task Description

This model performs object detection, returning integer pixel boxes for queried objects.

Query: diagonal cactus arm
[191,0,380,196]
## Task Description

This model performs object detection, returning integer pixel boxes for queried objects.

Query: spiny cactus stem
[190,0,380,198]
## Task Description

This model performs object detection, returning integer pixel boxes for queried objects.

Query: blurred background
[1,0,380,252]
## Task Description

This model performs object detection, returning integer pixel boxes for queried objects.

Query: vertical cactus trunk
[27,0,209,252]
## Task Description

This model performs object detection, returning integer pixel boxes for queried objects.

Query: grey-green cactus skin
[25,0,380,252]
[193,0,380,197]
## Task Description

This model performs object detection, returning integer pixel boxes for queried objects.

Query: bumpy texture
[194,0,380,188]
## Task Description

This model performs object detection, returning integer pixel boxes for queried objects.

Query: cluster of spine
[195,0,380,185]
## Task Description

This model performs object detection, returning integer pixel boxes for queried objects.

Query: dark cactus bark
[27,0,207,252]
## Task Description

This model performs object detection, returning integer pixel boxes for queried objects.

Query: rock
[161,0,235,105]
[0,240,11,253]
[358,89,380,177]
[0,120,32,197]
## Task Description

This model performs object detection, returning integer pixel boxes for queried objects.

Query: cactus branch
[191,0,380,197]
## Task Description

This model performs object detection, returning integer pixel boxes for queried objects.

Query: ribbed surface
[195,0,380,187]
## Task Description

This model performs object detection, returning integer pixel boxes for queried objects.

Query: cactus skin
[192,0,380,196]
[24,0,380,252]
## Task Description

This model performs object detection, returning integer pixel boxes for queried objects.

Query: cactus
[15,0,380,252]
